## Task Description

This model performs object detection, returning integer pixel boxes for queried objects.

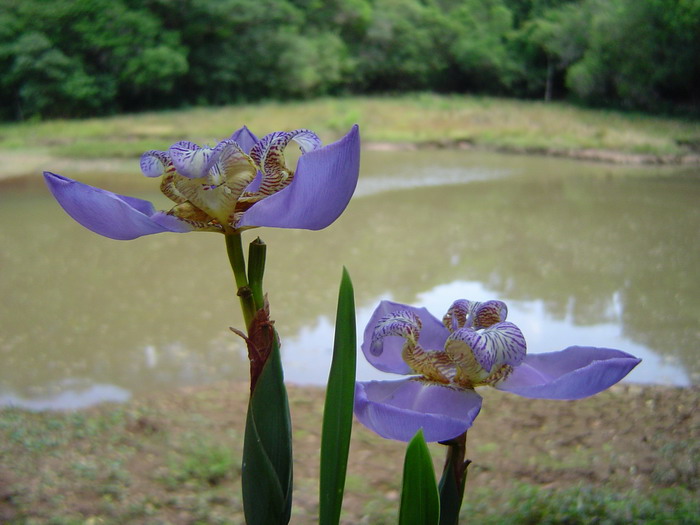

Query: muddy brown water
[1,149,698,409]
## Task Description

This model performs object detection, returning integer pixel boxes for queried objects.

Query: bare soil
[0,382,697,524]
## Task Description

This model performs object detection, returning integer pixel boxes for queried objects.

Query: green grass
[462,485,700,525]
[164,437,240,487]
[1,94,698,164]
[1,384,698,524]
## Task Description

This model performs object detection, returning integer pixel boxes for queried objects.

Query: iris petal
[249,131,286,168]
[168,141,214,179]
[205,140,258,194]
[237,125,360,230]
[495,346,641,400]
[230,126,258,154]
[43,172,192,240]
[288,129,323,154]
[471,300,508,329]
[140,150,170,178]
[250,129,322,196]
[369,309,421,357]
[443,299,475,332]
[361,300,450,375]
[354,379,482,442]
[446,321,526,374]
[249,129,321,170]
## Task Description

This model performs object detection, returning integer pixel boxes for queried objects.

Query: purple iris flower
[354,299,641,442]
[43,125,360,240]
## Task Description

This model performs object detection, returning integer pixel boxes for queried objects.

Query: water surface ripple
[1,150,698,409]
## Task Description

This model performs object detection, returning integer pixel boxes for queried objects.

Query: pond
[1,149,698,410]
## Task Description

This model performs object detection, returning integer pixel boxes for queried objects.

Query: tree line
[1,0,698,121]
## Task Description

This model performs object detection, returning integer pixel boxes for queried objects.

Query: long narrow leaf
[399,430,440,525]
[319,268,357,525]
[242,333,293,525]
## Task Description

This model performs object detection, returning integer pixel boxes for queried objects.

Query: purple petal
[44,172,192,240]
[249,129,321,167]
[248,131,287,168]
[244,172,263,194]
[362,300,450,375]
[230,126,259,154]
[369,309,421,357]
[495,346,641,400]
[203,139,256,189]
[140,150,170,178]
[354,379,482,442]
[168,141,213,179]
[443,299,475,332]
[237,125,360,230]
[287,129,322,154]
[447,321,526,373]
[471,300,508,328]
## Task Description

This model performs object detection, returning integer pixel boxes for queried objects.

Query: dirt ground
[1,382,698,524]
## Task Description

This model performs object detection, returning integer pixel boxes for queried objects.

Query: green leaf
[399,429,440,525]
[242,334,293,525]
[319,268,357,525]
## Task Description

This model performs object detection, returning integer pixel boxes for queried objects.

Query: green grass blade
[399,429,440,525]
[319,268,357,525]
[242,334,293,525]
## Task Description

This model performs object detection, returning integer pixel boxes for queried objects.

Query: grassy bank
[1,94,700,180]
[1,383,698,524]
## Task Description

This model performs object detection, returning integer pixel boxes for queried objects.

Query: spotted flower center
[139,129,322,233]
[371,300,526,389]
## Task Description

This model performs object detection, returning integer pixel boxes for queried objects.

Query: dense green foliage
[1,0,698,120]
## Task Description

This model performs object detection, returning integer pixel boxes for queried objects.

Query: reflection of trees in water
[301,172,700,382]
[3,160,699,398]
[0,199,248,396]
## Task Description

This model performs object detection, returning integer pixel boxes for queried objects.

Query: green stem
[225,232,256,331]
[247,237,267,312]
[438,431,470,525]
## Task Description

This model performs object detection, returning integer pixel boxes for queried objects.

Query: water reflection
[282,279,690,387]
[0,381,130,411]
[1,150,698,409]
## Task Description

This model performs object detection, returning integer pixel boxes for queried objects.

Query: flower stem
[438,431,470,525]
[225,232,256,331]
[247,237,267,312]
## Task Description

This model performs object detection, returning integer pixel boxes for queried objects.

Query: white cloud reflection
[0,381,131,411]
[281,280,690,387]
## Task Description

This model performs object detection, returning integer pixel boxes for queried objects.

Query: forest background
[2,0,699,122]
